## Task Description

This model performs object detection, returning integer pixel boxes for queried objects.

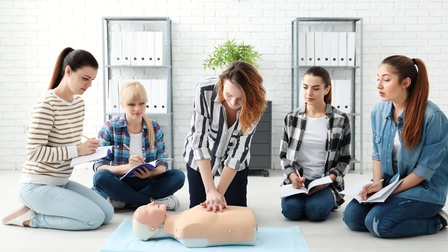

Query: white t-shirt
[296,116,327,180]
[129,132,144,156]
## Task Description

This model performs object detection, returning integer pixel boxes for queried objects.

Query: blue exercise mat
[100,219,311,252]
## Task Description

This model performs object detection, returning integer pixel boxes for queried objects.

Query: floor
[0,168,447,252]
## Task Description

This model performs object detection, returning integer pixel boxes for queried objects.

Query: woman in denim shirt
[343,55,448,238]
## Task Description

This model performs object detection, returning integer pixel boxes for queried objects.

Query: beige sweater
[20,90,84,186]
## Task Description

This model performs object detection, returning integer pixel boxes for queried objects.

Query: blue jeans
[343,196,444,238]
[281,181,335,221]
[92,168,185,206]
[18,181,114,230]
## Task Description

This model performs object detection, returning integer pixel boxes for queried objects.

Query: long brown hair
[49,47,99,89]
[381,55,429,149]
[217,61,266,133]
[120,81,155,149]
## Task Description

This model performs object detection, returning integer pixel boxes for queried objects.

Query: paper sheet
[70,146,112,167]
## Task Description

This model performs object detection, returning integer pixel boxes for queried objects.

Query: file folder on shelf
[108,79,120,114]
[330,32,339,66]
[322,32,331,66]
[306,32,315,66]
[346,32,356,66]
[314,32,323,66]
[146,32,155,66]
[154,32,163,66]
[338,32,347,66]
[110,32,122,65]
[298,32,307,66]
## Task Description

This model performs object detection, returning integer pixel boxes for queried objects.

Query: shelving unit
[291,17,363,173]
[101,17,173,158]
[250,101,272,177]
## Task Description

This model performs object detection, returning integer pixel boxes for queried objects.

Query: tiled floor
[0,168,447,252]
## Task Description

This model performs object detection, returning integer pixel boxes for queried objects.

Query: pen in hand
[123,143,144,164]
[368,179,384,190]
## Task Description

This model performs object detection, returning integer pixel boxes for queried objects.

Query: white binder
[346,32,356,66]
[314,32,324,66]
[340,80,352,113]
[331,80,341,111]
[338,32,347,66]
[306,32,315,66]
[118,79,129,113]
[140,79,152,112]
[330,32,339,66]
[121,31,132,66]
[131,32,147,66]
[146,32,155,66]
[298,32,307,66]
[322,32,331,66]
[108,79,120,114]
[149,80,160,113]
[110,32,122,65]
[154,32,163,66]
[314,32,323,66]
[158,79,168,113]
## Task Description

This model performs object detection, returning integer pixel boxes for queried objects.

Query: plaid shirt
[93,114,167,171]
[279,104,351,206]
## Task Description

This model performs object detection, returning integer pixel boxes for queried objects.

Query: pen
[123,143,137,155]
[295,169,302,179]
[123,143,144,163]
[81,134,91,140]
[368,179,384,189]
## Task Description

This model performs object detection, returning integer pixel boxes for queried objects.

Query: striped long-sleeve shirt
[20,90,84,186]
[279,104,351,206]
[183,78,257,176]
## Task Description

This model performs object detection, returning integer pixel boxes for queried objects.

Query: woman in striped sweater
[1,47,114,230]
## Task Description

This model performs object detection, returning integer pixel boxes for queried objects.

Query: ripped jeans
[343,196,444,238]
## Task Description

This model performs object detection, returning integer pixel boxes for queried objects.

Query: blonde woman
[92,81,185,210]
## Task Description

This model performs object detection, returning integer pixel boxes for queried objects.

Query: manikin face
[134,202,166,228]
[66,66,97,95]
[222,79,244,110]
[376,64,409,102]
[121,99,146,121]
[301,74,329,106]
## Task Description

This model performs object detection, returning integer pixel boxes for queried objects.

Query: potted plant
[203,39,262,70]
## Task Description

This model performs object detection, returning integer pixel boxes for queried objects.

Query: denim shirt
[371,101,448,205]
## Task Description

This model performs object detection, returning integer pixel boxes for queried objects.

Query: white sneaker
[2,205,35,227]
[107,198,126,209]
[152,195,180,211]
[437,209,448,230]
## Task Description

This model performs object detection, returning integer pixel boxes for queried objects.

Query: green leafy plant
[203,39,262,70]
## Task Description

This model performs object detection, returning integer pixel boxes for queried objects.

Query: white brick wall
[0,0,447,171]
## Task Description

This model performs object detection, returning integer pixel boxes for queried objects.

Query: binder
[306,32,315,66]
[149,79,160,113]
[338,32,347,66]
[340,80,352,113]
[332,80,343,111]
[110,32,122,65]
[158,79,168,113]
[108,79,120,114]
[154,32,163,66]
[346,32,356,66]
[298,32,307,66]
[314,32,323,66]
[146,32,155,66]
[131,32,146,66]
[140,79,153,112]
[121,31,132,66]
[330,32,339,66]
[118,79,129,113]
[322,32,331,66]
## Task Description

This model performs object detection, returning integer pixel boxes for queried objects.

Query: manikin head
[132,202,167,240]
